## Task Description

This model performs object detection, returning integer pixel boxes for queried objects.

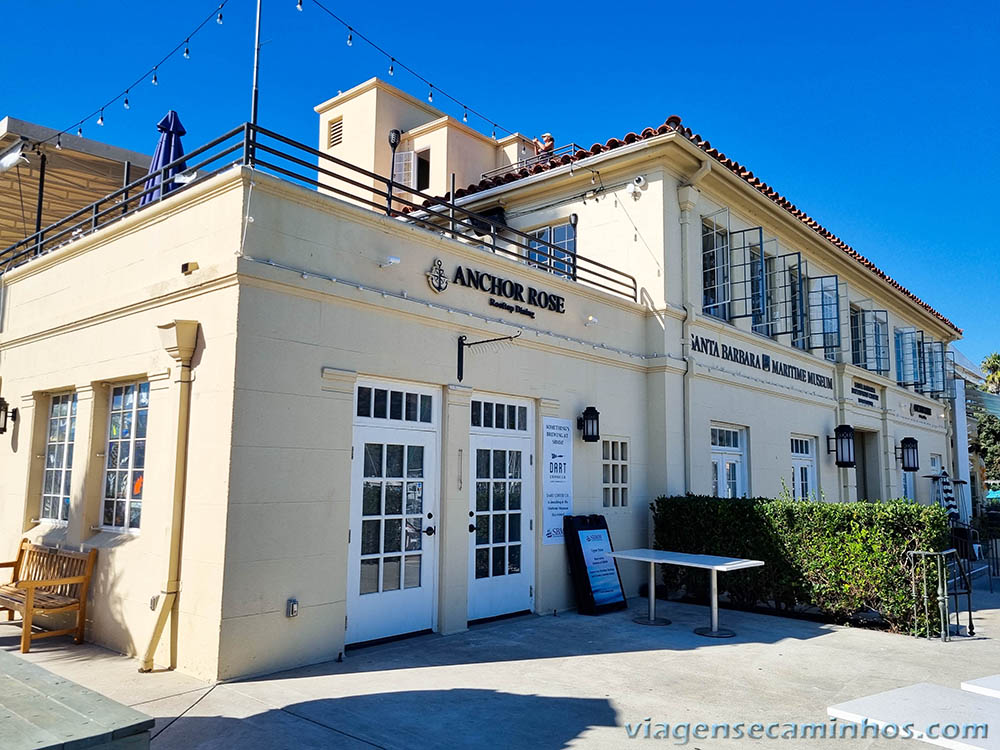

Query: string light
[30,0,232,150]
[56,135,62,150]
[304,0,515,139]
[296,0,303,8]
[492,125,497,140]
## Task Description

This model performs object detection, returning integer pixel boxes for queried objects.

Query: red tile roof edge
[422,116,961,335]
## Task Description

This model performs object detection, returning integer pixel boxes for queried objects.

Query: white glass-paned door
[347,425,438,644]
[468,434,534,620]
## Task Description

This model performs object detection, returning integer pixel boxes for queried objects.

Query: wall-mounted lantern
[577,406,600,443]
[0,397,17,435]
[826,424,855,468]
[386,128,402,215]
[897,437,919,473]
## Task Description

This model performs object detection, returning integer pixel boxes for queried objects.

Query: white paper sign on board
[542,417,573,545]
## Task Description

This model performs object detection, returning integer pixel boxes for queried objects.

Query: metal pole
[648,561,656,622]
[121,160,131,216]
[33,152,47,236]
[450,172,456,239]
[250,0,263,127]
[710,569,719,632]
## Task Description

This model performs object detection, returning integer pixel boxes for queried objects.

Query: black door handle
[424,526,435,536]
[468,524,476,533]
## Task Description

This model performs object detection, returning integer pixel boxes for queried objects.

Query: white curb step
[963,675,1000,700]
[827,683,1000,749]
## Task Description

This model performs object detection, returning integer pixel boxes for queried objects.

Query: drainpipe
[677,159,710,492]
[139,320,199,672]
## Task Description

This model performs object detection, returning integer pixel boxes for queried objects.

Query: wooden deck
[0,650,153,749]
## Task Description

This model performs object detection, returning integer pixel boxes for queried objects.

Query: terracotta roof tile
[418,117,960,334]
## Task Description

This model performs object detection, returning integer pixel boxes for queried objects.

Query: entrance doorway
[853,430,882,500]
[468,398,534,621]
[347,384,439,644]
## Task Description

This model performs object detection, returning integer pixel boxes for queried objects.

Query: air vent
[327,118,343,148]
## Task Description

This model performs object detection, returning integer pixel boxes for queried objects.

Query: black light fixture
[826,424,855,468]
[387,129,402,215]
[897,437,919,473]
[577,406,600,443]
[0,397,17,435]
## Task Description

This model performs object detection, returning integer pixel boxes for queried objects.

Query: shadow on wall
[151,690,618,750]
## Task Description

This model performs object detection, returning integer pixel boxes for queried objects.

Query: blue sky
[3,0,997,365]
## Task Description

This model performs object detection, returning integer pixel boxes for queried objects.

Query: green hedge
[650,496,949,632]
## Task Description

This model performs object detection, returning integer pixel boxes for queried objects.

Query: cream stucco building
[0,79,962,681]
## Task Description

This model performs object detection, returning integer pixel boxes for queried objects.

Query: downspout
[677,159,710,492]
[140,320,199,672]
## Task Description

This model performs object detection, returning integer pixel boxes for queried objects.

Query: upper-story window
[41,393,77,523]
[702,213,730,320]
[528,222,576,279]
[392,148,430,192]
[102,382,149,531]
[850,305,890,376]
[416,150,430,192]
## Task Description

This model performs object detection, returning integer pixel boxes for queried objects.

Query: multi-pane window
[790,436,816,500]
[702,215,730,320]
[41,393,77,523]
[850,306,889,375]
[710,425,747,498]
[102,382,149,531]
[602,439,629,508]
[471,399,528,432]
[357,386,432,424]
[528,223,576,279]
[474,448,523,579]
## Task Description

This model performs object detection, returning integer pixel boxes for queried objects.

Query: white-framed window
[392,150,415,189]
[710,424,747,498]
[702,213,730,320]
[528,222,576,279]
[356,384,434,426]
[102,381,149,531]
[602,438,629,508]
[41,393,78,523]
[790,436,817,500]
[471,399,528,433]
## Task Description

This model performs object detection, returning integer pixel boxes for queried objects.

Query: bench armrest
[0,561,16,568]
[15,575,88,589]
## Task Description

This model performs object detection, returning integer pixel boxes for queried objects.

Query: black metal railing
[1,125,638,303]
[480,143,585,181]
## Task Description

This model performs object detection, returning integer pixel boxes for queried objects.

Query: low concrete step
[963,675,1000,700]
[827,683,1000,749]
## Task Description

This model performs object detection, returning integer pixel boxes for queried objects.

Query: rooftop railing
[0,125,638,303]
[480,143,585,181]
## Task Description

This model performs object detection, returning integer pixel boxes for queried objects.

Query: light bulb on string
[216,11,223,24]
[56,134,62,150]
[123,93,130,110]
[346,29,352,46]
[388,59,394,76]
[591,173,596,185]
[184,42,190,58]
[462,108,468,123]
[492,125,497,140]
[152,68,158,86]
[296,0,302,9]
[427,86,433,103]
[97,109,104,126]
[77,127,83,137]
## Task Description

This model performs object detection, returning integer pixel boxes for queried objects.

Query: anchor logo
[427,258,449,294]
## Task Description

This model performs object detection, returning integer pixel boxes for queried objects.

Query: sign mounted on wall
[425,258,567,318]
[690,332,834,390]
[541,417,573,545]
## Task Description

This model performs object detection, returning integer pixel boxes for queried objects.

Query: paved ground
[3,578,1000,749]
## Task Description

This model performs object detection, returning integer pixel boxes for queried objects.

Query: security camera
[632,175,647,188]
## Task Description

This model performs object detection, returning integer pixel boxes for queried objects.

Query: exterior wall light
[0,397,18,435]
[577,406,600,443]
[897,437,919,473]
[387,128,402,215]
[826,424,855,468]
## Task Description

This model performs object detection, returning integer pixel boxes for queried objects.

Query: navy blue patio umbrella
[140,110,187,206]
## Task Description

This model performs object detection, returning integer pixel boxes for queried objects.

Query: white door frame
[346,380,440,644]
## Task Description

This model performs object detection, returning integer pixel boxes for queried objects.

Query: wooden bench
[0,538,97,653]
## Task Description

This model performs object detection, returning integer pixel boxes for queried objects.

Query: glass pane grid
[470,400,528,433]
[360,442,425,595]
[41,393,77,522]
[474,448,523,578]
[102,382,148,531]
[601,439,629,508]
[356,386,433,425]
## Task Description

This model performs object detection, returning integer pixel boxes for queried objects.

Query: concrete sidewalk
[3,578,1000,749]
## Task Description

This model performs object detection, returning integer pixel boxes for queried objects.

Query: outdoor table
[611,549,764,637]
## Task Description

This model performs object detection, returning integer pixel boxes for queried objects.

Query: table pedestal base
[693,626,736,638]
[634,616,671,626]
